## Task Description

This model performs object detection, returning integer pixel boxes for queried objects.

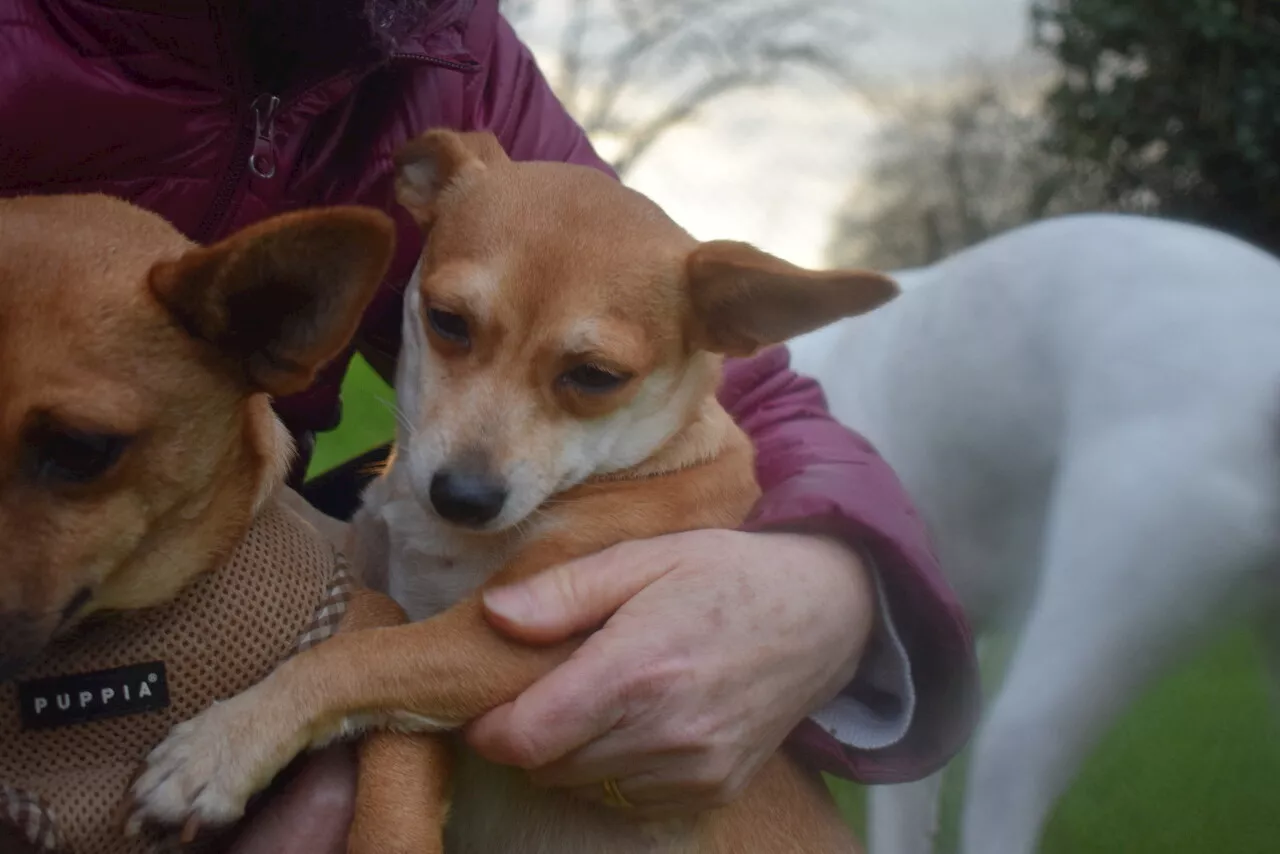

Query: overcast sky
[515,0,1032,267]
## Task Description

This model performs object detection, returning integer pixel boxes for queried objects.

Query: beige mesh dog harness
[0,498,354,854]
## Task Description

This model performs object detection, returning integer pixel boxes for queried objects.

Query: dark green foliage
[1034,0,1280,252]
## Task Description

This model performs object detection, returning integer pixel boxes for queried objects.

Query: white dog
[788,213,1280,854]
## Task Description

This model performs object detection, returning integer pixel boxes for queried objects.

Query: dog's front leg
[342,588,455,854]
[126,591,577,838]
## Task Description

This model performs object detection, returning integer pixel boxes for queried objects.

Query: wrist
[752,529,876,699]
[756,528,875,612]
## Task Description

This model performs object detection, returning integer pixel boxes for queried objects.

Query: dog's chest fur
[363,471,708,853]
[365,472,519,623]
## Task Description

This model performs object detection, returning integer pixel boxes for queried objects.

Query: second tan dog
[0,195,447,854]
[127,131,900,853]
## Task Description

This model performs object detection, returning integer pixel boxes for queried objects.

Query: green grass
[308,356,398,477]
[826,629,1279,853]
[317,359,1280,852]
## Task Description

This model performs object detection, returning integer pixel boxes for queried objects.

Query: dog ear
[395,130,509,225]
[149,207,396,397]
[685,240,899,357]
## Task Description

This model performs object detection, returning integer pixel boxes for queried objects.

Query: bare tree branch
[610,71,762,175]
[499,0,535,28]
[942,101,988,245]
[828,58,1113,270]
[508,0,867,177]
[579,5,709,133]
[555,0,593,114]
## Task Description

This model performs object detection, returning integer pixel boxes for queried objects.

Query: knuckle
[501,727,551,770]
[623,656,678,706]
[549,565,591,611]
[656,718,706,753]
[596,538,650,577]
[691,756,736,794]
[609,537,646,563]
[717,771,749,806]
[657,711,719,753]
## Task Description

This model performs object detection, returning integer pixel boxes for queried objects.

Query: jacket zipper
[195,99,259,243]
[390,53,478,72]
[196,53,475,243]
[248,93,281,179]
[194,90,288,243]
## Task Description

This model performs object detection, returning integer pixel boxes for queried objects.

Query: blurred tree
[501,0,866,177]
[827,60,1110,270]
[1033,0,1280,253]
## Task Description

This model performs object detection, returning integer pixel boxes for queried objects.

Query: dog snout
[0,612,51,683]
[428,466,508,527]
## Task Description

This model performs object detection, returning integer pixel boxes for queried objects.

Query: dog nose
[429,469,508,526]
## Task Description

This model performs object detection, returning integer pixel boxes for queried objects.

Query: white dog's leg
[869,773,945,854]
[959,436,1269,854]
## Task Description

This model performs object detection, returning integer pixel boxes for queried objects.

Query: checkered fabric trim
[293,556,355,653]
[0,785,65,852]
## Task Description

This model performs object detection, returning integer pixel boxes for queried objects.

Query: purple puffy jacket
[0,0,977,781]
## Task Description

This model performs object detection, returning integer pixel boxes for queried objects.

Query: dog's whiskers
[376,396,415,437]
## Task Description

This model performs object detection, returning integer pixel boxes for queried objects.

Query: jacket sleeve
[466,8,615,174]
[720,346,980,783]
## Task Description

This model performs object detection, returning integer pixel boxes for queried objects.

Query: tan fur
[342,590,453,854]
[0,194,446,854]
[128,132,900,852]
[0,197,391,642]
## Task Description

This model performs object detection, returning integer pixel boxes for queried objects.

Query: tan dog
[0,195,448,854]
[126,131,900,853]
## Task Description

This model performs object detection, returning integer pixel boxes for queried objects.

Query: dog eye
[560,364,630,394]
[426,308,470,346]
[23,427,131,485]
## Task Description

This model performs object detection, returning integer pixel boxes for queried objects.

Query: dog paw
[125,696,278,840]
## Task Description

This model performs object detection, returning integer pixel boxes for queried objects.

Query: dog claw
[180,815,201,844]
[116,793,148,840]
[123,701,266,840]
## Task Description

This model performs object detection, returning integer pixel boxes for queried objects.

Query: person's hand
[466,529,874,818]
[224,745,356,854]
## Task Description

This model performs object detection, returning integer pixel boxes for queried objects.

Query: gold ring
[601,777,632,809]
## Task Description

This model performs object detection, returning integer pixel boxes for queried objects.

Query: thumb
[482,539,677,644]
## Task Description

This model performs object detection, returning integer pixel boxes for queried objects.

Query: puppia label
[17,662,169,730]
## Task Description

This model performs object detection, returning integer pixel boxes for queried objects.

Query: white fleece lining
[808,551,916,751]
